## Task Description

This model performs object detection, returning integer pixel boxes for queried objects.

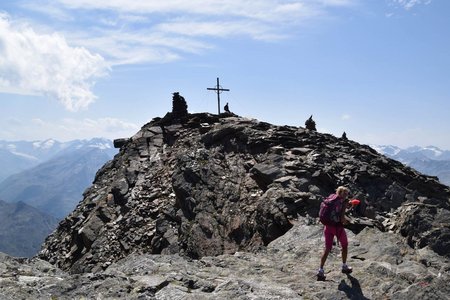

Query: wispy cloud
[390,0,432,10]
[70,30,211,65]
[54,0,318,22]
[155,20,283,41]
[20,2,73,21]
[24,0,356,64]
[0,14,110,111]
[2,1,358,109]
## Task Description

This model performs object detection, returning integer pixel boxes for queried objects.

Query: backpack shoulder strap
[325,194,338,202]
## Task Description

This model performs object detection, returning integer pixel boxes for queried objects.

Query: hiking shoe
[342,265,353,274]
[317,269,326,281]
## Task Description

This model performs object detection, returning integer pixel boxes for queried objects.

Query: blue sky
[1,0,449,149]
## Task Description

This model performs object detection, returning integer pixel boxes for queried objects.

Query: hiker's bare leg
[320,248,331,268]
[341,246,348,264]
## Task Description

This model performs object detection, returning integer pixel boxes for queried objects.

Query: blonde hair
[336,186,349,197]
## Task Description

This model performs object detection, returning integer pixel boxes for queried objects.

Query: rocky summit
[9,110,446,299]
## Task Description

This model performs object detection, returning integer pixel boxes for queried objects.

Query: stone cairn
[172,92,188,119]
[305,115,316,131]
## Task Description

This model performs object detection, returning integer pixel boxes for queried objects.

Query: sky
[0,0,449,149]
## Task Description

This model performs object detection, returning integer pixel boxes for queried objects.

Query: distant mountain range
[0,138,117,257]
[372,145,450,186]
[0,138,117,218]
[0,199,58,257]
[0,138,116,181]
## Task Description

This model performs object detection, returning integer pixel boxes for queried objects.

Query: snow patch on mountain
[370,145,402,156]
[0,138,117,183]
[89,143,112,150]
[372,144,450,186]
[375,145,450,161]
[33,139,56,149]
[10,151,38,161]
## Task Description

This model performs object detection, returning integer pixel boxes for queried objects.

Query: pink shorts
[324,225,348,250]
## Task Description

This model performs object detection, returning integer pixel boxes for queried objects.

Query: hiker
[317,186,352,281]
[224,102,230,113]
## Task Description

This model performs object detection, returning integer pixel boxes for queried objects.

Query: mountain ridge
[39,112,450,275]
[373,144,450,161]
[0,138,117,257]
[0,144,117,218]
[0,110,448,299]
[0,199,58,257]
[373,144,450,185]
[0,138,116,182]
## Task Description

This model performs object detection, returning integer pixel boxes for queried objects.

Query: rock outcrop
[38,112,450,280]
[2,222,449,299]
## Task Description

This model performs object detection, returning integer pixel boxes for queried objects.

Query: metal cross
[207,77,230,114]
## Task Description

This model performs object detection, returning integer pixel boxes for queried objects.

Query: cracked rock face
[38,113,450,276]
[2,223,449,299]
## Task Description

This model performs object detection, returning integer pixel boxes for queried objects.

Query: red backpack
[319,194,343,226]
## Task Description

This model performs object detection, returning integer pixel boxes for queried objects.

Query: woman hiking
[317,186,352,281]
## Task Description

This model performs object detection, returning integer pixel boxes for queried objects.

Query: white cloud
[71,31,211,65]
[20,2,73,21]
[391,0,432,10]
[1,1,359,107]
[0,14,110,111]
[54,0,318,22]
[320,0,354,5]
[155,20,283,41]
[31,0,356,64]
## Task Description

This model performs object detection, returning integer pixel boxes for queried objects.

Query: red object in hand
[350,199,361,206]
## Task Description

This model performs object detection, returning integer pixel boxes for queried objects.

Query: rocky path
[1,219,448,299]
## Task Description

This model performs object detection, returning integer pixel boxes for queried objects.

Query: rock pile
[38,111,450,278]
[305,115,317,131]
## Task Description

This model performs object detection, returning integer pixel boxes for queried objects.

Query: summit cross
[207,77,230,114]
